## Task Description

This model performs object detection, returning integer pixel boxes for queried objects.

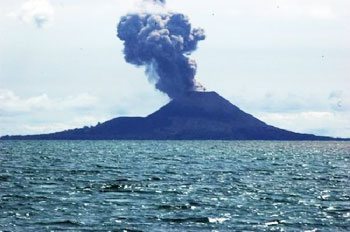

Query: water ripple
[0,141,349,231]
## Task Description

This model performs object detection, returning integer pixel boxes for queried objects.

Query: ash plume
[117,0,205,98]
[148,0,166,4]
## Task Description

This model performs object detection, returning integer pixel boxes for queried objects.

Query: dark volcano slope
[1,92,342,140]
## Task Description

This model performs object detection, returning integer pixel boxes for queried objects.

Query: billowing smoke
[117,1,205,99]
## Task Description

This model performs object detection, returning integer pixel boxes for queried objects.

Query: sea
[0,141,349,231]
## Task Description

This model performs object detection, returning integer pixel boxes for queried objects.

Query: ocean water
[0,141,349,231]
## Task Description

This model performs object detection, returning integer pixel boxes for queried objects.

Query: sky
[0,0,349,138]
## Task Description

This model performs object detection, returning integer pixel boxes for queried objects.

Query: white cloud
[226,90,350,138]
[0,88,168,136]
[22,116,107,134]
[0,89,108,136]
[0,89,98,114]
[257,111,350,138]
[228,91,350,114]
[11,0,54,28]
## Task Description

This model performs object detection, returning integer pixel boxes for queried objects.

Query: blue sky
[0,0,349,137]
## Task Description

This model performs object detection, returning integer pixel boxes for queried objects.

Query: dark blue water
[0,141,349,231]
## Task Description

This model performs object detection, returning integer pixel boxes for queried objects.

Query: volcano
[1,91,343,140]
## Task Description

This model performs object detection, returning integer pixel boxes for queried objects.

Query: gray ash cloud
[117,1,205,98]
[150,0,166,4]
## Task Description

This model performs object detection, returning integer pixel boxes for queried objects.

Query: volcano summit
[1,91,342,140]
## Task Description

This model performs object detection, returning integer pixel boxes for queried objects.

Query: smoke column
[117,0,205,99]
[148,0,166,5]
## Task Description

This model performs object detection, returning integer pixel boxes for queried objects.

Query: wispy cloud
[0,89,98,115]
[257,111,350,138]
[229,91,350,114]
[228,91,350,138]
[10,0,54,28]
[21,116,105,134]
[0,89,109,136]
